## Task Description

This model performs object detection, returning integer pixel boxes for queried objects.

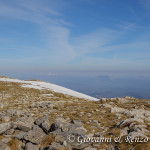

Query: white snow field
[0,77,98,101]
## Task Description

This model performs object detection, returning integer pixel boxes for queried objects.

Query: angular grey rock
[68,125,86,135]
[51,129,63,137]
[0,123,12,135]
[120,126,129,137]
[14,131,27,140]
[35,116,48,126]
[0,138,12,144]
[24,125,46,144]
[4,146,11,150]
[53,118,69,130]
[71,120,82,126]
[41,121,51,134]
[50,118,69,132]
[1,117,10,122]
[34,119,42,126]
[55,135,65,144]
[67,140,88,150]
[111,107,126,114]
[48,142,65,150]
[5,109,23,117]
[3,131,27,141]
[0,142,11,150]
[4,129,14,135]
[51,121,86,138]
[53,118,86,134]
[117,118,144,129]
[13,117,35,132]
[25,143,39,150]
[50,117,89,149]
[128,132,148,139]
[84,147,95,150]
[0,142,6,150]
[40,117,52,134]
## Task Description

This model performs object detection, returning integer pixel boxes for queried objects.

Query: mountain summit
[0,76,150,150]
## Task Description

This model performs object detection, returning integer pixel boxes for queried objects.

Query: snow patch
[0,77,99,101]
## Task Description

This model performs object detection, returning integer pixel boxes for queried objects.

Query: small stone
[4,129,14,135]
[1,117,10,122]
[0,138,12,144]
[24,125,46,144]
[0,123,12,135]
[71,120,82,126]
[120,127,129,137]
[5,109,23,117]
[51,118,70,132]
[55,135,65,144]
[0,142,11,150]
[5,146,11,150]
[84,147,93,150]
[48,142,65,150]
[25,143,39,150]
[13,117,35,132]
[100,98,107,101]
[35,116,48,126]
[34,119,41,126]
[14,131,27,140]
[40,118,52,134]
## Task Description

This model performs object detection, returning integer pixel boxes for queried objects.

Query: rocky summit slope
[0,76,150,150]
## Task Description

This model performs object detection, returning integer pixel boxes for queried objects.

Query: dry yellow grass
[7,139,20,150]
[41,133,54,148]
[0,78,150,149]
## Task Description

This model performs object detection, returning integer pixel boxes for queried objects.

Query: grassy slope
[0,79,150,150]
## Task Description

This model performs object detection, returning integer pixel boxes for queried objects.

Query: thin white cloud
[0,0,75,63]
[139,0,150,10]
[0,1,61,25]
[95,41,150,53]
[0,0,149,72]
[71,28,118,56]
[70,55,150,71]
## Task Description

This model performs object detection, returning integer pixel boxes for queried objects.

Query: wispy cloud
[0,0,75,62]
[139,0,150,10]
[0,0,149,72]
[71,28,118,55]
[0,0,61,24]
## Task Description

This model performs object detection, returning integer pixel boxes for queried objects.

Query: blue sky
[0,0,150,76]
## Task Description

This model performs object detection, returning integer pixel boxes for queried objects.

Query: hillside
[0,76,150,150]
